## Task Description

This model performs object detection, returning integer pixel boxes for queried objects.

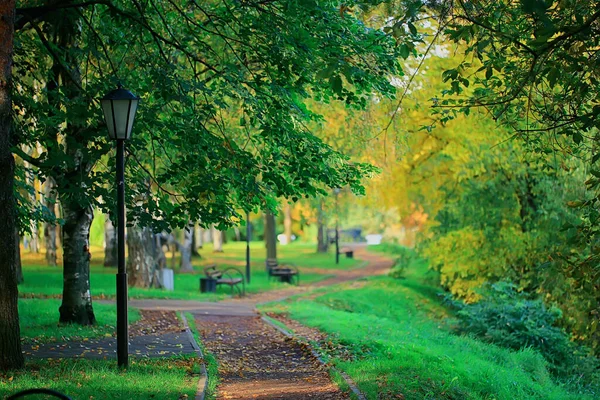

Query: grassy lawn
[260,251,596,399]
[0,357,199,399]
[18,242,347,301]
[19,298,140,344]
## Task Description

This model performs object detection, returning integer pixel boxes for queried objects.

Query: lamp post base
[116,272,128,368]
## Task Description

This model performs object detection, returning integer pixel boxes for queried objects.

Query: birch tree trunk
[180,225,194,272]
[103,216,117,267]
[265,212,277,262]
[212,226,223,252]
[127,225,161,288]
[59,199,96,325]
[0,0,24,370]
[43,177,57,266]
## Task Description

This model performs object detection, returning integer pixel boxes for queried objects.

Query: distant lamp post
[246,211,251,284]
[101,85,140,368]
[333,188,341,265]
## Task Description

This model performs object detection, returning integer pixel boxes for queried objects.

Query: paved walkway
[23,331,197,359]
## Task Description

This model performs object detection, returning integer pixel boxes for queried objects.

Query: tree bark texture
[0,0,24,370]
[212,226,223,252]
[316,200,328,253]
[43,176,58,266]
[59,199,96,325]
[265,212,277,262]
[103,216,117,267]
[180,225,194,271]
[284,203,293,244]
[127,225,161,288]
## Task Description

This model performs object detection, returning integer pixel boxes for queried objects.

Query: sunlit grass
[0,357,199,399]
[261,252,596,399]
[19,298,140,343]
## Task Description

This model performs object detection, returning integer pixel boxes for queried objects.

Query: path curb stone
[260,316,367,400]
[180,313,208,400]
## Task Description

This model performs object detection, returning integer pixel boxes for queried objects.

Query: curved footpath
[26,247,394,400]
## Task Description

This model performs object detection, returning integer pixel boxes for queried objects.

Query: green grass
[0,357,199,399]
[19,298,141,343]
[261,254,596,399]
[18,242,344,301]
[185,312,219,400]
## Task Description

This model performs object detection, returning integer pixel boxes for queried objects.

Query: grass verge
[185,312,219,400]
[0,357,199,399]
[260,255,596,399]
[19,298,140,343]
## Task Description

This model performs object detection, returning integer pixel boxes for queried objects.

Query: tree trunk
[284,203,293,244]
[212,226,223,252]
[317,200,328,253]
[234,226,241,241]
[0,0,24,370]
[203,227,213,244]
[103,216,117,267]
[127,225,161,288]
[24,166,39,253]
[180,225,194,271]
[15,230,22,284]
[195,225,203,250]
[43,176,58,266]
[191,222,200,256]
[265,212,277,263]
[59,199,96,325]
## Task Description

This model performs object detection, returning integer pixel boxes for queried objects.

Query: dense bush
[451,281,570,365]
[450,281,600,387]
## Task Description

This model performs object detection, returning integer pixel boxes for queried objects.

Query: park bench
[266,258,300,285]
[200,264,245,296]
[339,248,354,258]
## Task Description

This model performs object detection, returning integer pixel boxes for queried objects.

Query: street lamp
[246,211,251,284]
[101,84,140,368]
[333,188,341,265]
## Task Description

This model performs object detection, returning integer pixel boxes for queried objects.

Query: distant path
[130,245,392,314]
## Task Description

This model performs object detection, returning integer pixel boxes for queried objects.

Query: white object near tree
[161,269,174,291]
[365,234,383,245]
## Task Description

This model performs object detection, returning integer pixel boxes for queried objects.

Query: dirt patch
[195,314,350,399]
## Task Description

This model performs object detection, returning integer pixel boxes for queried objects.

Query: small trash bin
[345,251,354,258]
[200,277,217,293]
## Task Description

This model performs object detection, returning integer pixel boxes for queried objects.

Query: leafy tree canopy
[13,0,405,231]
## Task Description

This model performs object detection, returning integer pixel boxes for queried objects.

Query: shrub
[450,281,600,388]
[451,281,571,366]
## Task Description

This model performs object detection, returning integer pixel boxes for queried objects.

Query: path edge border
[180,313,208,400]
[260,315,367,400]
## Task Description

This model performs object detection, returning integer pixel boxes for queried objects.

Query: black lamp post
[246,211,251,284]
[101,85,140,368]
[333,188,340,265]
